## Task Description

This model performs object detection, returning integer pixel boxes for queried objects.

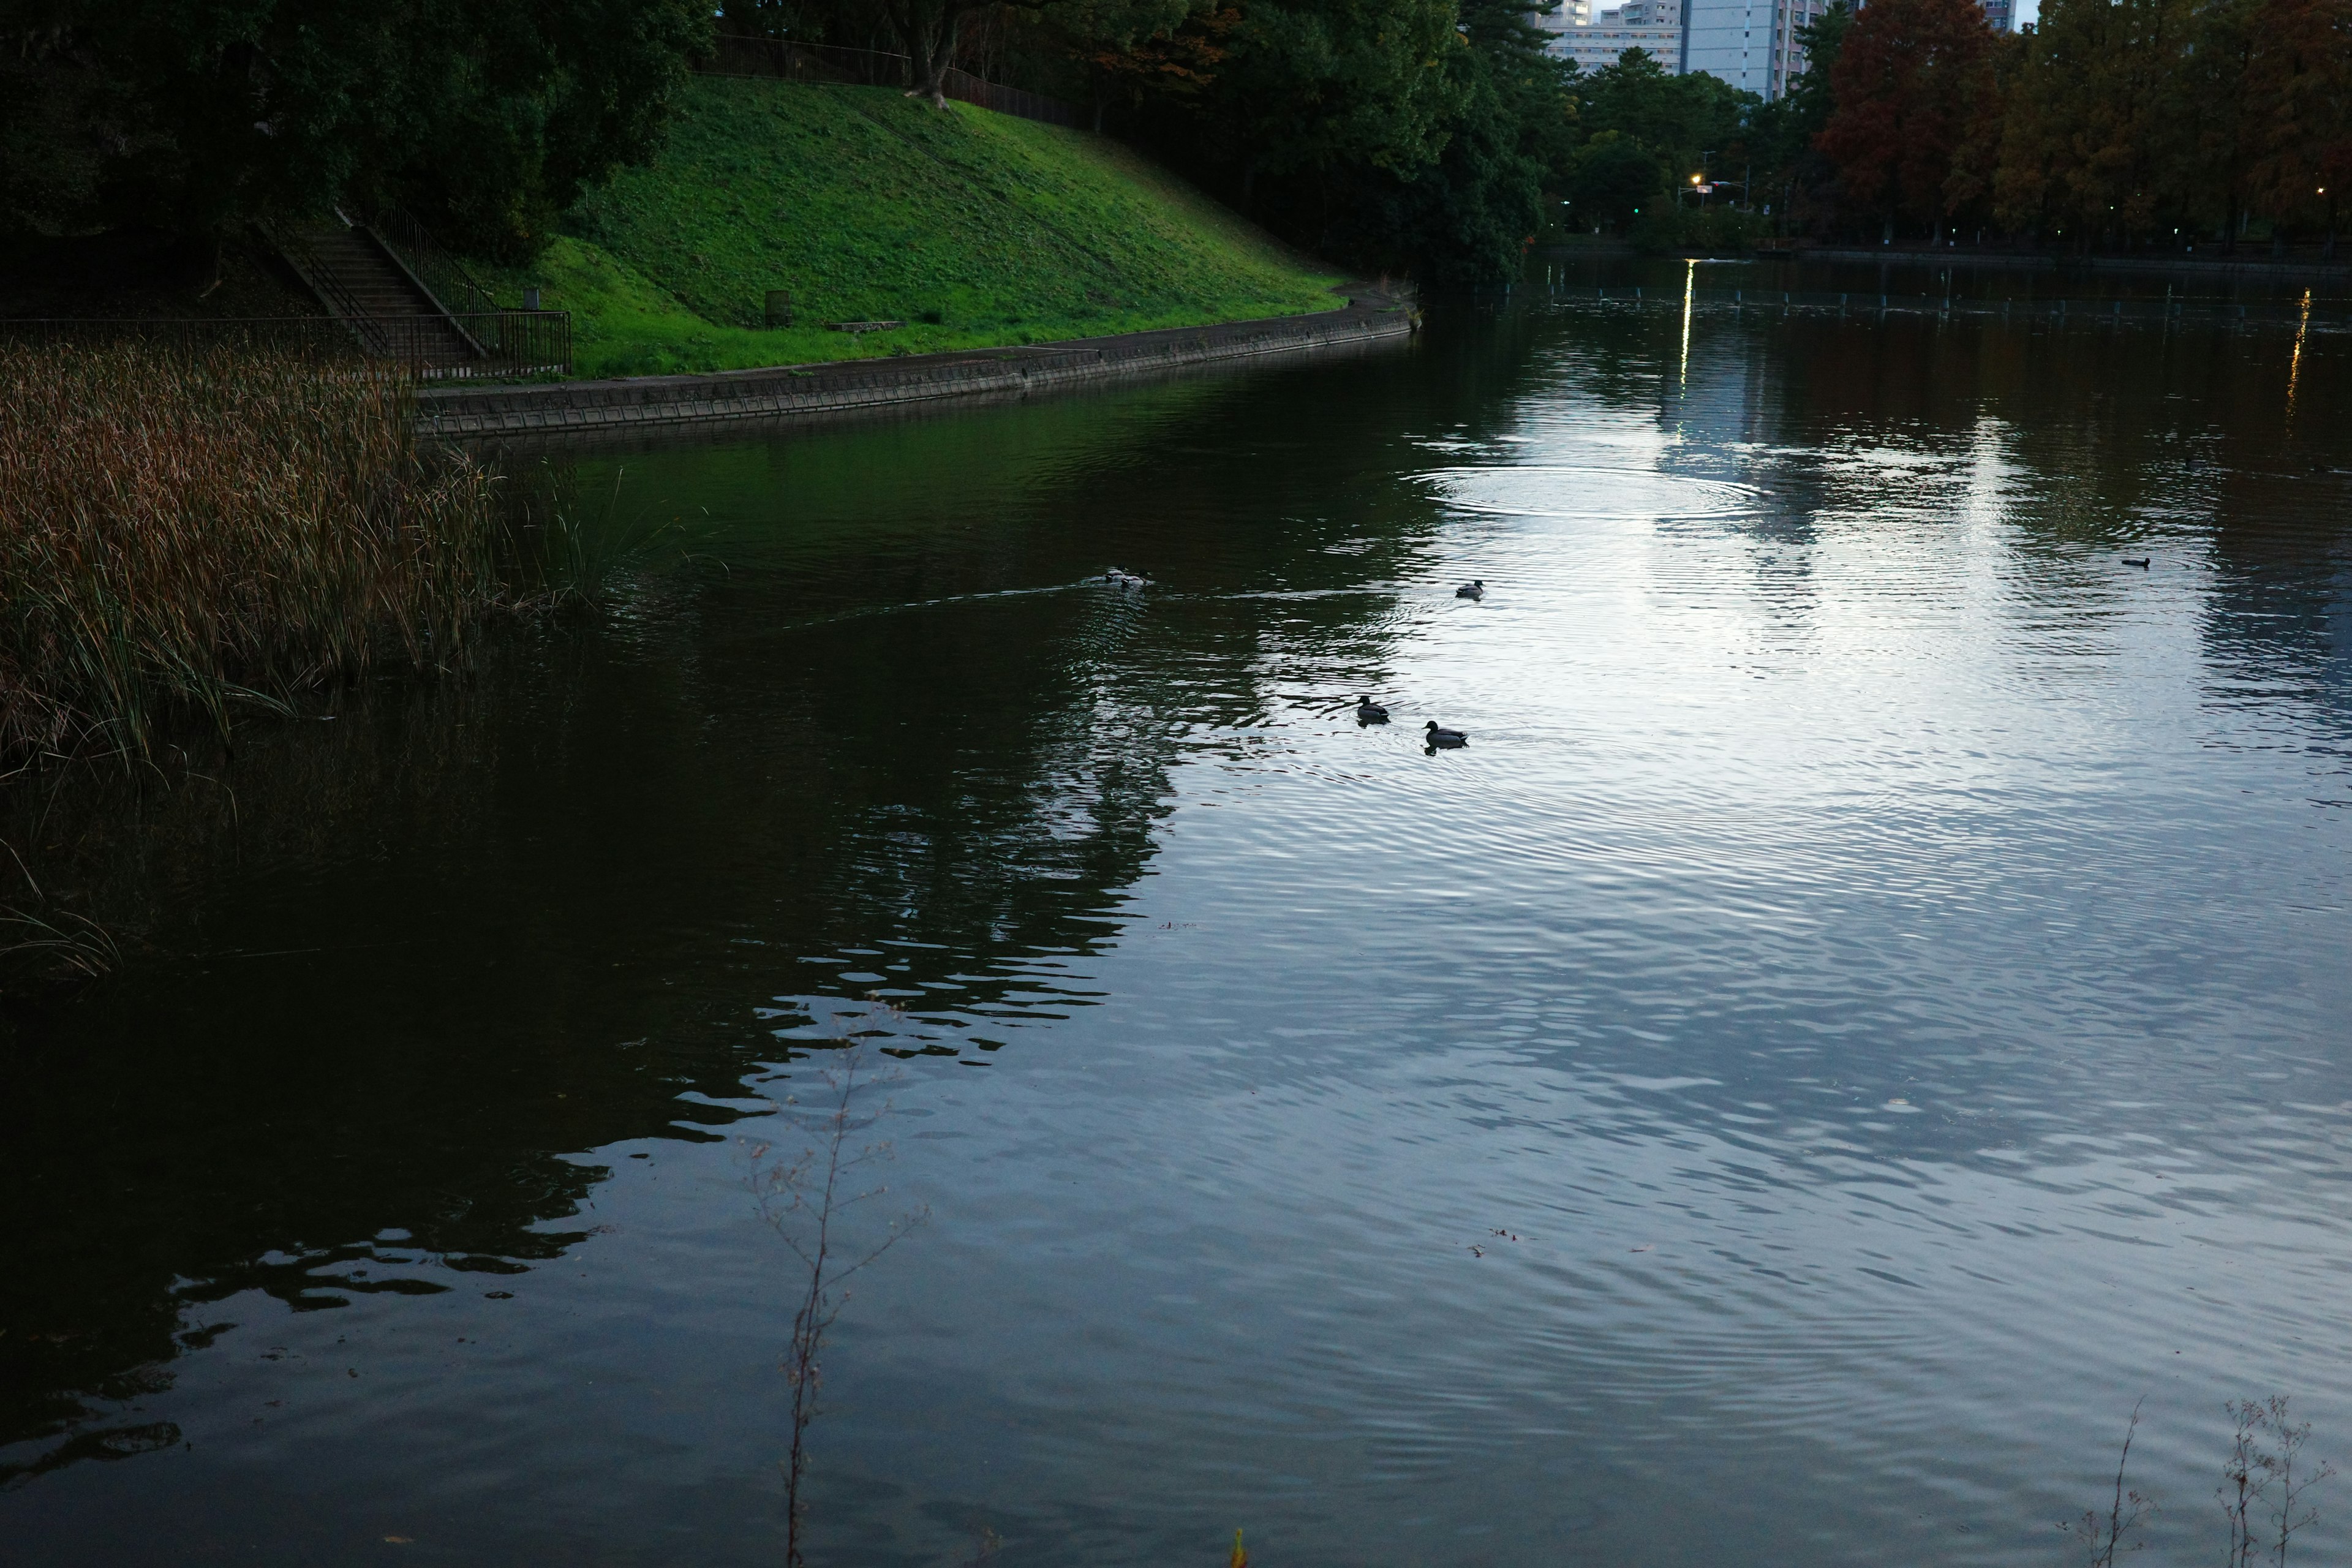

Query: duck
[1424,720,1468,748]
[1455,579,1485,599]
[2122,557,2150,568]
[1355,695,1390,724]
[1101,568,1152,589]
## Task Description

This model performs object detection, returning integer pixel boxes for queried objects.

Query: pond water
[7,262,2352,1566]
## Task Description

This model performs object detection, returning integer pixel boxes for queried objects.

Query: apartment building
[1681,0,1830,99]
[1536,0,1684,71]
[1540,0,1837,100]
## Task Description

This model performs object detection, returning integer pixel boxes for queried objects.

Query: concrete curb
[417,295,1417,442]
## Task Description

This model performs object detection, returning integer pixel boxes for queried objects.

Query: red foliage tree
[1816,0,2000,243]
[2247,0,2352,254]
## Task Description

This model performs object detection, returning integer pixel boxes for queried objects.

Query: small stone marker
[766,290,794,327]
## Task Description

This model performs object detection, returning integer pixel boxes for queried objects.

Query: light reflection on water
[4,288,2350,1566]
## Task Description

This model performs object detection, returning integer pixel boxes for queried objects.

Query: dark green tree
[1746,3,1850,230]
[1574,48,1758,195]
[1565,130,1664,230]
[0,0,708,258]
[1327,0,1575,280]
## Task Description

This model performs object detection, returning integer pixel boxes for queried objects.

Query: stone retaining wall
[416,297,1416,442]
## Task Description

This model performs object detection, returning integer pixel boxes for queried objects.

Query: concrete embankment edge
[1788,248,2348,280]
[416,300,1415,442]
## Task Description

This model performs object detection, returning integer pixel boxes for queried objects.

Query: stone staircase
[268,216,480,369]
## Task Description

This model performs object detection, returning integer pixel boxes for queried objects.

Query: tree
[1327,0,1575,279]
[1992,0,2194,247]
[1199,0,1469,211]
[1025,0,1235,129]
[1746,2,1852,230]
[1817,0,1998,243]
[1566,129,1663,230]
[2177,0,2264,249]
[875,0,1016,105]
[0,0,709,259]
[2247,0,2352,255]
[1575,47,1758,201]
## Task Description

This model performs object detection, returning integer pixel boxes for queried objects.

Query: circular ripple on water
[1428,464,1763,520]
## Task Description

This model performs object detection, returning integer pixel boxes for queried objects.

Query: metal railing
[0,313,571,379]
[403,311,571,378]
[259,218,383,347]
[699,35,1082,127]
[0,317,365,358]
[367,205,500,318]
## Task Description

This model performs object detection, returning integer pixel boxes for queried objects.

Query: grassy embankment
[472,78,1345,377]
[0,342,501,764]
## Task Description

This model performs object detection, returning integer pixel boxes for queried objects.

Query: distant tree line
[6,0,2343,292]
[0,0,709,264]
[1773,0,2352,253]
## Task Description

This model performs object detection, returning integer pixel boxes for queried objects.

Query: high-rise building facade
[1540,0,2009,96]
[1537,0,1683,72]
[1541,0,1831,99]
[1680,0,1830,99]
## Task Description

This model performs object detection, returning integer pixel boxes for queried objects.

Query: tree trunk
[884,0,969,110]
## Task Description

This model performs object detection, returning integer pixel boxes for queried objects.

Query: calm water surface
[7,268,2352,1566]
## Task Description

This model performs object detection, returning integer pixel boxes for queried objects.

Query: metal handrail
[366,205,500,317]
[258,217,395,358]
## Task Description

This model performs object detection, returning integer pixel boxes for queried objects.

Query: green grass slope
[483,78,1344,377]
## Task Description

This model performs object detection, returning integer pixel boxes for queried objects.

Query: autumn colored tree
[1815,0,1999,243]
[2246,0,2352,255]
[2176,0,2264,249]
[1041,0,1239,129]
[1992,0,2196,246]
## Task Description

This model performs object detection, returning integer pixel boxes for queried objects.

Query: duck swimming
[1356,696,1390,724]
[1101,568,1152,589]
[1455,579,1485,599]
[1424,721,1468,748]
[2122,557,2150,568]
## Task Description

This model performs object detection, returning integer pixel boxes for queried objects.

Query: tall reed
[0,337,500,761]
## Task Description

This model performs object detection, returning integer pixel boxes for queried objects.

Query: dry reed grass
[0,337,501,761]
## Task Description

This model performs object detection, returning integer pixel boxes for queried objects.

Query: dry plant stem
[2067,1398,2154,1567]
[2218,1395,2338,1568]
[0,339,501,764]
[748,1031,927,1568]
[2225,1400,2273,1568]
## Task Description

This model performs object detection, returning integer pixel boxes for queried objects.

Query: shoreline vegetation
[0,340,503,767]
